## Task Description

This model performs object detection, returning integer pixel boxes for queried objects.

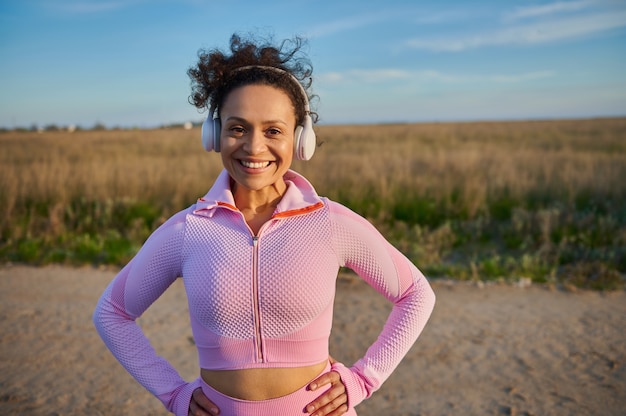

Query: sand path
[1,265,624,415]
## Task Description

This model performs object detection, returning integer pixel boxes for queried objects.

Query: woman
[93,34,436,416]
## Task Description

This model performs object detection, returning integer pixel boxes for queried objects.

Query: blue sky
[1,0,625,128]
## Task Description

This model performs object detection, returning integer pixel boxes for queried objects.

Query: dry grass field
[1,118,625,289]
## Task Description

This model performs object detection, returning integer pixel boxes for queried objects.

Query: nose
[243,129,267,155]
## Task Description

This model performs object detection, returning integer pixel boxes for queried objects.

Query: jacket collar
[193,169,324,218]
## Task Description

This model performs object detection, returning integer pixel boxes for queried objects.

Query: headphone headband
[229,65,311,113]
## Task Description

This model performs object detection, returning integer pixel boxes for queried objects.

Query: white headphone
[201,66,317,161]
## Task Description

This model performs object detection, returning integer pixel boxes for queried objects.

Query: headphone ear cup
[294,114,316,161]
[201,114,221,152]
[213,118,221,152]
[201,116,215,152]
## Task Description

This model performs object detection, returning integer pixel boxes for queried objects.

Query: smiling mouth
[240,160,271,169]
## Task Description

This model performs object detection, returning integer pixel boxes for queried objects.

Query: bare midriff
[200,360,328,400]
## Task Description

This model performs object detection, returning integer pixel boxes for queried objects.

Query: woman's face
[219,84,296,196]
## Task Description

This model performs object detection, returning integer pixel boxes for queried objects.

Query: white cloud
[504,0,596,21]
[412,9,478,25]
[406,10,626,52]
[491,70,556,83]
[306,13,390,38]
[48,0,141,14]
[318,72,345,83]
[317,69,556,85]
[349,69,413,82]
[317,69,430,84]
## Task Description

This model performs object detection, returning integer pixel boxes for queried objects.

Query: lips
[240,160,271,169]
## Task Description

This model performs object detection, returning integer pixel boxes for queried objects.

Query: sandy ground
[1,264,625,416]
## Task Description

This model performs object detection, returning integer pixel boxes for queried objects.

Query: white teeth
[241,160,270,169]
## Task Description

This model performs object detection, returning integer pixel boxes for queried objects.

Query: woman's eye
[230,126,245,135]
[267,128,281,136]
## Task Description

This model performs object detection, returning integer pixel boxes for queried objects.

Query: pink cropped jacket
[93,169,435,415]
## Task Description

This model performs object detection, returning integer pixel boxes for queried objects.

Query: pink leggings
[199,362,357,416]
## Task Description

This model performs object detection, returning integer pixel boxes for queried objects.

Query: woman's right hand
[189,387,220,415]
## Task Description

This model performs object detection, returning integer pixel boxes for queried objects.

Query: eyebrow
[224,116,289,126]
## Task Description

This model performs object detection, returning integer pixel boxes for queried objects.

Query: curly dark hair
[187,33,317,126]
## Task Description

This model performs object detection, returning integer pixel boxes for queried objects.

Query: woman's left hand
[305,369,348,416]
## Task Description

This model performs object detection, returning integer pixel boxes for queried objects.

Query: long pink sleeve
[93,209,201,416]
[328,201,436,410]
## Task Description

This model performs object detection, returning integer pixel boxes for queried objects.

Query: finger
[191,388,220,415]
[310,393,348,416]
[308,370,341,391]
[190,398,217,416]
[189,398,209,416]
[306,384,345,414]
[325,403,349,416]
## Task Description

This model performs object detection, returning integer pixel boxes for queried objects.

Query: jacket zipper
[251,235,264,363]
[246,207,324,363]
[205,201,323,364]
